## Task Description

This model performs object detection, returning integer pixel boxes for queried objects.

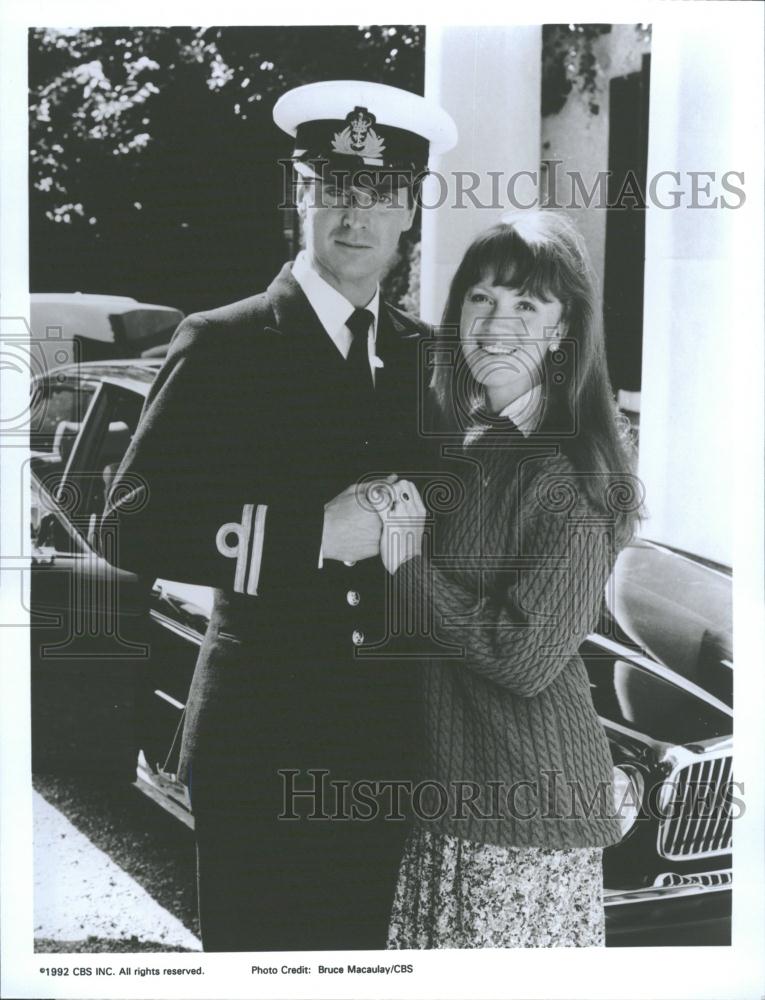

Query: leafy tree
[541,24,651,117]
[29,26,425,312]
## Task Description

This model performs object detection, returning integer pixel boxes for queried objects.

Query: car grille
[658,750,733,860]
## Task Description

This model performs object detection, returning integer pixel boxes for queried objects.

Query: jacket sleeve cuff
[257,499,325,597]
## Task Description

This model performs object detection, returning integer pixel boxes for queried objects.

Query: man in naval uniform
[101,80,456,951]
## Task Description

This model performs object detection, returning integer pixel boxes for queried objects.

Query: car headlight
[613,764,645,838]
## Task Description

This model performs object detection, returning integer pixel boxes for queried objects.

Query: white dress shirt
[498,384,543,437]
[291,251,381,383]
[292,252,381,567]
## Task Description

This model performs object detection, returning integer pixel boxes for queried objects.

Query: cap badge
[332,106,386,159]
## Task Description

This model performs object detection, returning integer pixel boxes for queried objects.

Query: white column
[420,26,542,325]
[639,15,753,566]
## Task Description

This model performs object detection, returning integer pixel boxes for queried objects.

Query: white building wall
[420,25,541,325]
[540,24,652,300]
[639,18,743,566]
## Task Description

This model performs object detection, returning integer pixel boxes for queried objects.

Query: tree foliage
[541,24,613,117]
[541,23,652,118]
[30,26,424,223]
[29,26,424,311]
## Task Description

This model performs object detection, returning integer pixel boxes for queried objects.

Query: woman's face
[459,279,563,407]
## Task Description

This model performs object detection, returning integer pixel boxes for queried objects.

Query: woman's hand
[379,479,426,575]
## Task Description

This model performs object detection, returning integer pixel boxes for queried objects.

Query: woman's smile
[477,342,521,356]
[460,281,563,412]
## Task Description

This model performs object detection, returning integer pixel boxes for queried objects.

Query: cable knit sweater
[393,428,625,850]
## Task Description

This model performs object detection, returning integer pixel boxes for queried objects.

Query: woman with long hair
[381,210,643,948]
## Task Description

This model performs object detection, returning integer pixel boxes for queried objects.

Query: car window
[89,390,145,527]
[31,377,96,452]
[604,540,732,686]
[30,378,98,496]
[63,385,145,544]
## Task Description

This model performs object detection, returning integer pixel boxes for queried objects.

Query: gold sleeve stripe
[247,503,268,596]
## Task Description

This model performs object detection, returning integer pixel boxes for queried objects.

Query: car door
[30,373,152,779]
[137,578,213,824]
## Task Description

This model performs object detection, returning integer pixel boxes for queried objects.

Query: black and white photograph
[1,3,763,999]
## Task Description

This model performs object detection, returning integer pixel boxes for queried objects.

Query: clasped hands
[321,475,425,575]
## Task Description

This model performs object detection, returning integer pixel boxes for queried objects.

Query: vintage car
[30,292,180,367]
[30,358,733,947]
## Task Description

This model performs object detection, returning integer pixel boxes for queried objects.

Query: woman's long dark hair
[431,210,642,542]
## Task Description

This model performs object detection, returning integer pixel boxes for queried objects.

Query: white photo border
[2,2,763,998]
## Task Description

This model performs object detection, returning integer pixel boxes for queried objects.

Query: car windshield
[603,540,732,697]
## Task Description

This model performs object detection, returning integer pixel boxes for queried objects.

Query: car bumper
[133,749,733,948]
[605,875,732,946]
[135,751,194,829]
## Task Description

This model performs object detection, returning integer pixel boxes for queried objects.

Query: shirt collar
[292,251,380,342]
[498,385,543,437]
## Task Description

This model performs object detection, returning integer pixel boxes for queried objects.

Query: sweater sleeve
[394,490,617,698]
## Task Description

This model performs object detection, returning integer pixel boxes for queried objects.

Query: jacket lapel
[374,302,426,413]
[264,262,425,403]
[264,262,348,373]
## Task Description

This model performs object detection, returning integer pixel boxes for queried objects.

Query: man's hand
[321,478,397,563]
[379,480,426,575]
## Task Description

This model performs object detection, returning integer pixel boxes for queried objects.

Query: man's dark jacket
[101,262,431,948]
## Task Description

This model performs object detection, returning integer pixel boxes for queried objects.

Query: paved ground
[33,774,201,953]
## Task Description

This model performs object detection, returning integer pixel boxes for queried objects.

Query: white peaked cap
[273,79,458,166]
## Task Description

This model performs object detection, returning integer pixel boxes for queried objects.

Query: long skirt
[387,825,606,949]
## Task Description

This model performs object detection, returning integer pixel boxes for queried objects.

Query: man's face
[296,175,415,299]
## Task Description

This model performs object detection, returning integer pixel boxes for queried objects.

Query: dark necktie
[345,308,374,390]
